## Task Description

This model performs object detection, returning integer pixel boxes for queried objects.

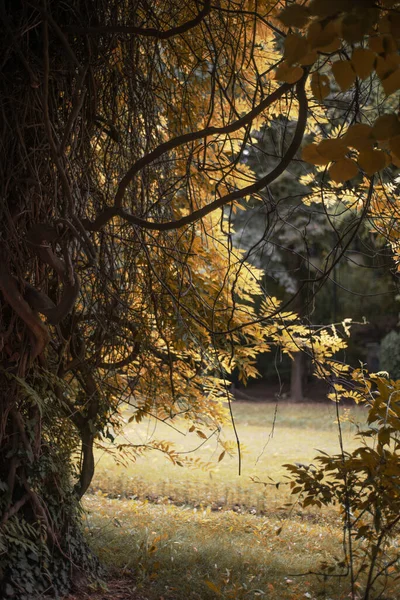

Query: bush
[285,373,400,600]
[379,330,400,379]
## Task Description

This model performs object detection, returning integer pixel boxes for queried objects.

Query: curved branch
[0,261,50,360]
[26,224,81,324]
[84,76,308,232]
[0,494,29,528]
[68,0,211,39]
[113,80,291,209]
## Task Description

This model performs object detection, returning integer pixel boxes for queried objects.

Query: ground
[66,579,148,600]
[63,398,390,600]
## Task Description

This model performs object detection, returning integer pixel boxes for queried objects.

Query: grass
[90,401,366,512]
[84,495,348,600]
[82,400,400,599]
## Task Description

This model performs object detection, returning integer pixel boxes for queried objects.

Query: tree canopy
[1,0,400,596]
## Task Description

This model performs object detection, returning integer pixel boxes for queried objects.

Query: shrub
[285,373,400,600]
[379,330,400,380]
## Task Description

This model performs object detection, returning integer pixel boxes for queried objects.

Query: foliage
[285,373,400,600]
[379,330,400,379]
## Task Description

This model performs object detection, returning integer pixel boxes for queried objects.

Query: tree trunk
[290,352,304,403]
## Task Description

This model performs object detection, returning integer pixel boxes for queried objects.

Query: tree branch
[26,224,80,325]
[0,260,50,360]
[113,80,291,209]
[67,0,211,39]
[84,75,307,232]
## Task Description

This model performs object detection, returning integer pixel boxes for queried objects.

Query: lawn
[90,400,366,512]
[79,400,400,600]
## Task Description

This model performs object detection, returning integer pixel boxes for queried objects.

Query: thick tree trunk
[0,4,102,597]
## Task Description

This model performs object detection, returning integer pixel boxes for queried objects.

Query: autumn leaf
[390,134,400,159]
[341,14,366,43]
[302,143,330,166]
[317,139,348,161]
[344,123,374,151]
[329,158,359,183]
[311,72,330,100]
[332,60,356,92]
[307,20,339,50]
[204,580,221,595]
[308,0,348,18]
[371,114,400,140]
[351,48,376,80]
[381,69,400,96]
[279,5,311,29]
[284,33,309,65]
[358,149,388,176]
[275,61,304,84]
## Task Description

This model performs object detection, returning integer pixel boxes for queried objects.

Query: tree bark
[290,352,304,403]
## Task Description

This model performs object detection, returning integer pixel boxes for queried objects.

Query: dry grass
[84,495,349,600]
[90,401,366,513]
[78,401,400,599]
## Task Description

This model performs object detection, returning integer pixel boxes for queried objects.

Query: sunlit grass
[82,400,400,599]
[90,401,367,512]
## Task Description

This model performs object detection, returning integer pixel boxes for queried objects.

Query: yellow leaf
[379,16,391,35]
[302,143,330,166]
[381,68,400,96]
[309,0,348,17]
[369,35,386,55]
[278,5,310,28]
[317,38,341,53]
[311,72,330,100]
[391,152,400,167]
[390,134,400,159]
[344,123,374,151]
[318,138,348,161]
[388,13,400,38]
[341,14,367,43]
[332,60,356,92]
[383,35,397,54]
[284,33,309,65]
[204,580,221,595]
[275,62,304,84]
[358,149,388,176]
[298,49,318,66]
[329,158,359,182]
[368,35,387,54]
[307,21,339,50]
[351,48,376,80]
[375,54,400,80]
[371,114,400,140]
